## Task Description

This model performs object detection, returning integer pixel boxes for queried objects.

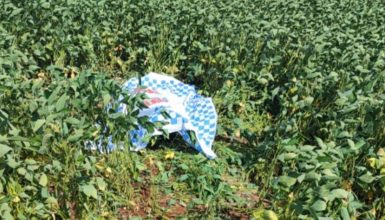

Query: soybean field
[1,0,385,219]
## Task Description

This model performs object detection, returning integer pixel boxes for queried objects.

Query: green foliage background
[1,0,385,219]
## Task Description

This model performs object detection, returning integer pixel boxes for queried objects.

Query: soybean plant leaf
[347,139,355,149]
[359,172,375,183]
[179,174,189,181]
[67,129,84,142]
[330,188,349,200]
[0,135,7,142]
[283,152,297,160]
[271,87,279,98]
[96,177,107,191]
[305,171,321,181]
[56,94,67,111]
[338,131,352,138]
[1,206,13,220]
[0,144,12,157]
[65,117,80,125]
[311,200,326,211]
[41,2,50,9]
[10,8,23,17]
[81,184,98,199]
[33,119,46,132]
[304,96,314,105]
[39,173,48,186]
[103,93,111,106]
[278,175,296,187]
[340,207,350,220]
[315,137,327,149]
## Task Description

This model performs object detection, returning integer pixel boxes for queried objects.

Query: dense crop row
[1,0,385,219]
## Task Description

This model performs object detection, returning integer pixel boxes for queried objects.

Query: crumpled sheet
[109,72,217,159]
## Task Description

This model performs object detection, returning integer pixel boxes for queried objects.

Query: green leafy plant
[1,0,385,219]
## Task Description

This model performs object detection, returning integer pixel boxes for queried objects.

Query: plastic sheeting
[110,72,217,159]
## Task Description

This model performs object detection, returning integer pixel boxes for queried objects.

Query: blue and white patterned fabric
[116,72,217,159]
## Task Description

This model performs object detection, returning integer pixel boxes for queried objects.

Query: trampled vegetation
[1,0,385,219]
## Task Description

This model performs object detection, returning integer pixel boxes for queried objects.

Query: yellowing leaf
[253,209,278,220]
[377,148,385,157]
[367,157,376,168]
[165,151,175,159]
[262,210,278,220]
